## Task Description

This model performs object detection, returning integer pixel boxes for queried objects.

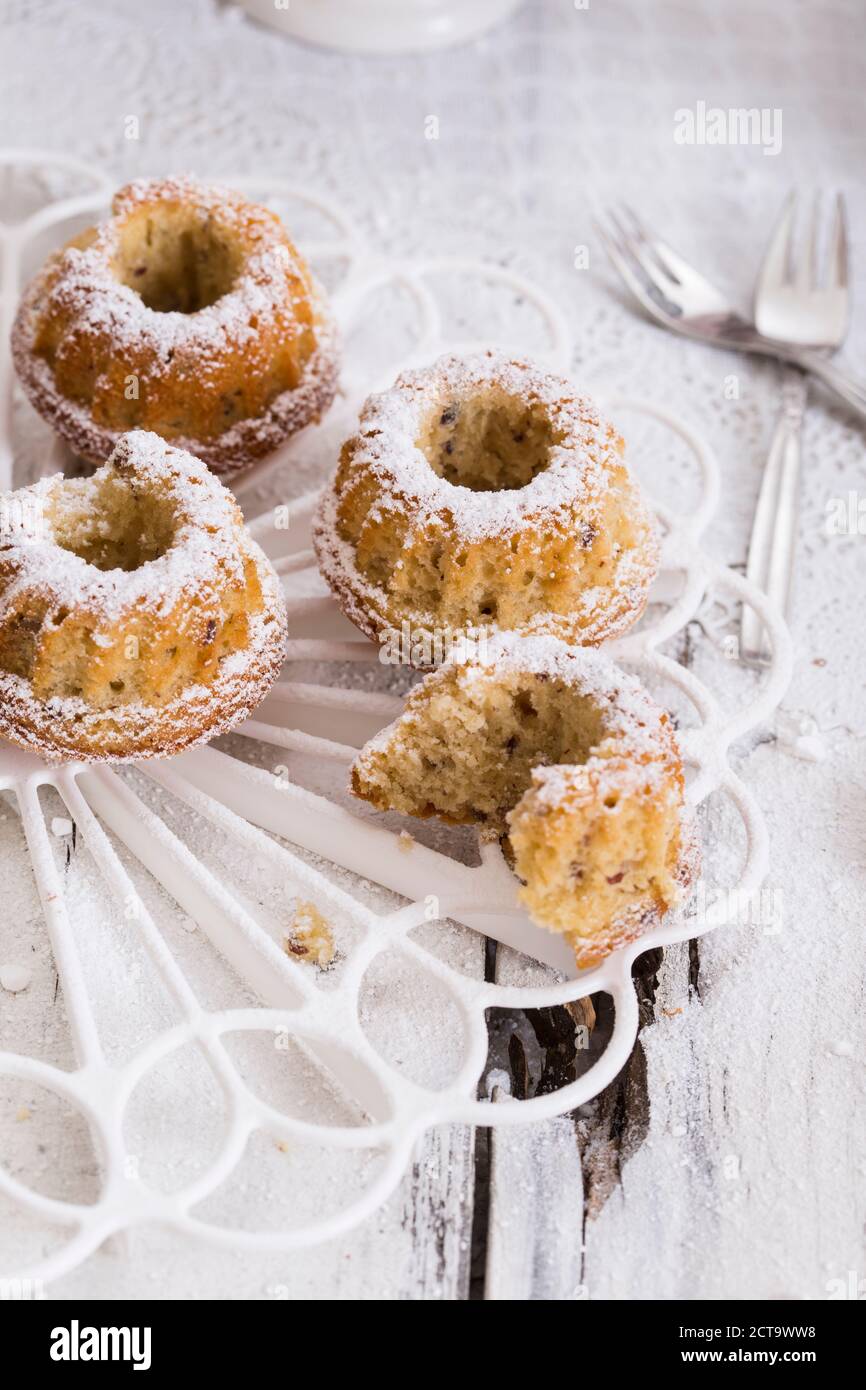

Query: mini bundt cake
[0,429,287,761]
[12,177,339,476]
[314,352,658,658]
[351,634,691,968]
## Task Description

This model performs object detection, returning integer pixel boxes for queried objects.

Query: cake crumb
[284,900,335,967]
[398,830,415,853]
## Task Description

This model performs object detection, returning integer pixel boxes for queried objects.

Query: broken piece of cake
[351,634,694,968]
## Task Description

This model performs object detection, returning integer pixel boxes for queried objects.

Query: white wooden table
[1,0,865,1300]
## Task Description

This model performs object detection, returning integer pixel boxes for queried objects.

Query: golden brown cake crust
[11,178,339,477]
[351,634,694,969]
[314,351,658,658]
[0,430,287,762]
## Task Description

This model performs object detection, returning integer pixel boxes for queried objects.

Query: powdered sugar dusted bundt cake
[11,178,338,476]
[351,634,691,968]
[0,430,287,762]
[314,352,658,658]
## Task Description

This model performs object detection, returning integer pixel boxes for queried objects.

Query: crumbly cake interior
[355,670,606,832]
[509,759,683,959]
[49,470,177,571]
[114,204,243,313]
[416,386,559,491]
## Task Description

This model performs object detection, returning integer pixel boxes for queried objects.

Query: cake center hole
[50,474,177,572]
[115,206,243,313]
[418,390,557,491]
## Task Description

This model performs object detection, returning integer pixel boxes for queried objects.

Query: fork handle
[740,375,806,665]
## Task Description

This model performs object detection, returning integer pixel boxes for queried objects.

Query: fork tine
[597,207,730,325]
[593,215,648,293]
[797,191,821,292]
[756,190,798,303]
[606,206,676,299]
[593,214,671,319]
[827,191,849,289]
[620,210,722,296]
[617,203,681,286]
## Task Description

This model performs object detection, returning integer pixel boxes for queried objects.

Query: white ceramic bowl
[241,0,524,54]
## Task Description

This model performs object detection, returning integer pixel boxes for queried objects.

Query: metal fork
[595,203,866,418]
[740,192,849,664]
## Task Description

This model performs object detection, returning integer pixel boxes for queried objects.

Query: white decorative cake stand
[0,153,792,1283]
